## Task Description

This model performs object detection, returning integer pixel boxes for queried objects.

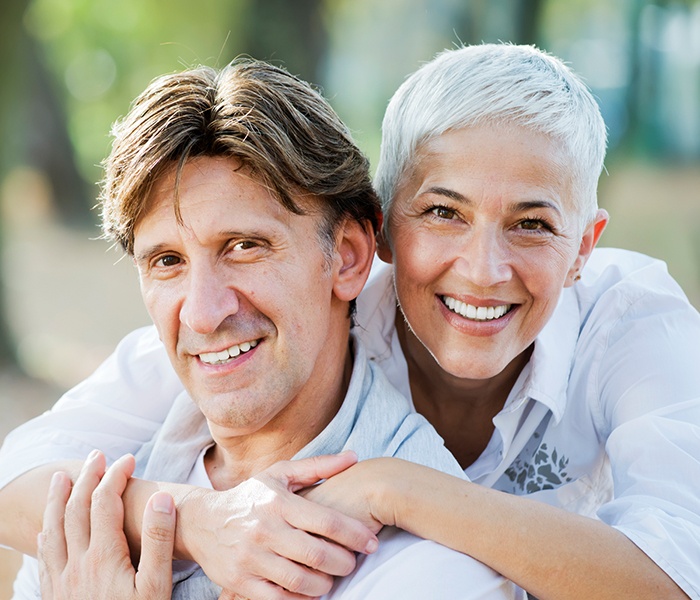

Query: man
[9,60,520,599]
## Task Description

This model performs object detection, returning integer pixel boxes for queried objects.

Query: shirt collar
[517,286,581,424]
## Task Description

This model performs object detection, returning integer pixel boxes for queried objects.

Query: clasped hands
[37,451,387,600]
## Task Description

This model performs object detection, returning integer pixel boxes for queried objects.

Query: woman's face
[381,125,606,380]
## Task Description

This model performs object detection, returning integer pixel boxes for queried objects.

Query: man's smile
[198,339,260,365]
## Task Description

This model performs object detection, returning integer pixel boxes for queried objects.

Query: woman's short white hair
[375,43,607,233]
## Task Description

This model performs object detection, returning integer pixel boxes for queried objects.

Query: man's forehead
[132,157,328,252]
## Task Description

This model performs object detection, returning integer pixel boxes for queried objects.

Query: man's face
[133,157,347,437]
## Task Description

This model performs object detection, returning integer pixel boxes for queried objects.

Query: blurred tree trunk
[237,0,328,85]
[515,0,544,45]
[0,0,29,367]
[0,0,91,368]
[451,0,544,47]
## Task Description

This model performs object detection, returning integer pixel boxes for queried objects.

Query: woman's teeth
[442,296,511,321]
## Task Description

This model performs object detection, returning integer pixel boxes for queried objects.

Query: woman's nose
[453,227,512,288]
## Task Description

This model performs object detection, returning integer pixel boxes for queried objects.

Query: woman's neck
[396,310,532,468]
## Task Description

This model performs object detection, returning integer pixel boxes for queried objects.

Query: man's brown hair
[100,59,379,255]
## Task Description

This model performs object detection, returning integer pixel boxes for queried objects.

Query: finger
[135,492,176,598]
[285,494,377,556]
[272,452,359,492]
[38,471,72,594]
[37,533,54,600]
[221,573,325,600]
[259,543,339,596]
[89,454,135,551]
[63,450,106,554]
[270,525,357,577]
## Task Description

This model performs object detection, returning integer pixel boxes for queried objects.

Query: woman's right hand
[181,451,379,599]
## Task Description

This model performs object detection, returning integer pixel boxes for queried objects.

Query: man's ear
[565,208,609,287]
[376,226,394,264]
[332,218,376,301]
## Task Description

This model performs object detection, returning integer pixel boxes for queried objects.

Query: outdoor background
[1,0,699,594]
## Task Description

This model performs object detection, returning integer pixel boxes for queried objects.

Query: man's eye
[157,255,181,267]
[430,206,457,220]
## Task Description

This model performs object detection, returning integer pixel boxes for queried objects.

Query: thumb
[279,451,360,492]
[135,492,176,597]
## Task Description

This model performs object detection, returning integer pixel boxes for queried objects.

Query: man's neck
[204,338,355,491]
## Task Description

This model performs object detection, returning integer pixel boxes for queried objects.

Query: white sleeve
[328,527,524,600]
[585,266,700,599]
[0,326,183,490]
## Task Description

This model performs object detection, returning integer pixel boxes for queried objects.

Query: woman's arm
[2,454,378,599]
[304,457,689,600]
[0,326,180,554]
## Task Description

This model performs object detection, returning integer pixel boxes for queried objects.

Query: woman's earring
[574,273,581,282]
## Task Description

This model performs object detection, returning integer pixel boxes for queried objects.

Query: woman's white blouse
[2,247,699,598]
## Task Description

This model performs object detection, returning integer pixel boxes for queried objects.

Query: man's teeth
[200,340,258,365]
[442,296,511,321]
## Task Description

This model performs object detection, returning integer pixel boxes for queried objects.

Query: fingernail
[151,492,174,515]
[364,537,378,554]
[49,471,63,492]
[87,449,100,462]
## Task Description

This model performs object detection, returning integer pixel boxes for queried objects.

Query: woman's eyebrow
[422,188,562,215]
[422,186,468,202]
[510,199,562,214]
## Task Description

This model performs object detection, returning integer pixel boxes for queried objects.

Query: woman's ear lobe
[333,219,375,301]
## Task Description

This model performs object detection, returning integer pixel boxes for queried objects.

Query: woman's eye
[430,206,457,220]
[233,240,258,251]
[518,219,551,232]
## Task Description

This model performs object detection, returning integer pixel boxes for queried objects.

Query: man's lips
[441,295,513,321]
[198,339,259,365]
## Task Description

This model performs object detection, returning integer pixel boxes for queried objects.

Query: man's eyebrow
[134,244,168,264]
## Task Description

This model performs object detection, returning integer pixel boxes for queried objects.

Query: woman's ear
[565,208,609,287]
[332,218,376,301]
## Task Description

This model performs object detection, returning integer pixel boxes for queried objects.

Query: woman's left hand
[299,457,398,535]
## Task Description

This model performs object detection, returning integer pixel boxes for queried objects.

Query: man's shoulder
[351,344,465,478]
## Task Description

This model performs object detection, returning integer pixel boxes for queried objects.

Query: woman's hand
[300,457,401,534]
[38,451,176,600]
[180,451,379,600]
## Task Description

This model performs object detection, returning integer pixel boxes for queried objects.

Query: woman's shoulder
[576,247,692,317]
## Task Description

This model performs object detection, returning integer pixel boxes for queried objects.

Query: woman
[2,44,699,599]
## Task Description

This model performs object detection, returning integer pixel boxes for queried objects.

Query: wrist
[362,457,405,528]
[172,485,214,561]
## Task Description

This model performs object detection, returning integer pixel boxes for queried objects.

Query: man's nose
[179,264,240,334]
[452,226,512,288]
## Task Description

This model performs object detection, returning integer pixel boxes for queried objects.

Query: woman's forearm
[370,458,688,600]
[0,461,200,561]
[0,462,83,555]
